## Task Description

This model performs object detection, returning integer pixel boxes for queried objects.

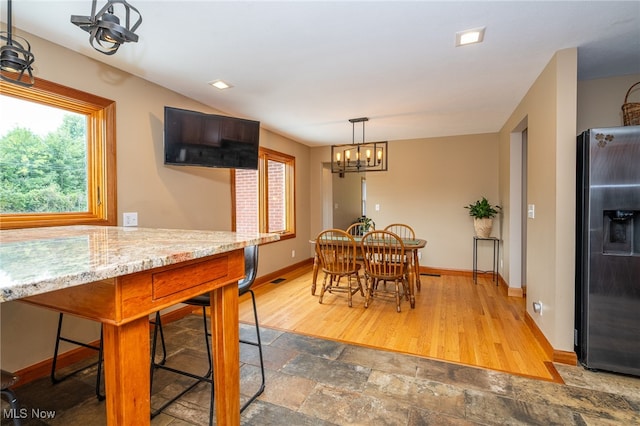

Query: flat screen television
[164,106,260,170]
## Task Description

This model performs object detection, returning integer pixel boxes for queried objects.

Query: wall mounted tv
[164,106,260,170]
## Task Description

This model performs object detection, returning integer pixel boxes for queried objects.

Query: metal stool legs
[240,288,265,412]
[150,290,266,422]
[149,311,167,366]
[51,312,166,403]
[150,309,214,424]
[150,246,263,423]
[50,313,105,401]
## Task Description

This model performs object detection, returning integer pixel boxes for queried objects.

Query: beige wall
[498,57,639,352]
[578,74,640,132]
[498,49,578,351]
[311,133,500,271]
[1,31,312,371]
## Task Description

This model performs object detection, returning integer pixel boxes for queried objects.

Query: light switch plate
[123,212,138,227]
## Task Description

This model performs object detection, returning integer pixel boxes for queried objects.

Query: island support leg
[102,317,150,426]
[211,283,240,425]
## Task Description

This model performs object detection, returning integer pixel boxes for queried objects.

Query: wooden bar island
[0,225,278,426]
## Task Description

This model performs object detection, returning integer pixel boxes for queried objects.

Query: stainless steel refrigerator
[575,125,640,376]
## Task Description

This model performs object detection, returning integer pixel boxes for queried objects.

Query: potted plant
[464,197,501,237]
[355,216,374,235]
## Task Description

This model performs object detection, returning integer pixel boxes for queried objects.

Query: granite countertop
[0,225,279,302]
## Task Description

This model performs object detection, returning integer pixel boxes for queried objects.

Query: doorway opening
[509,118,528,292]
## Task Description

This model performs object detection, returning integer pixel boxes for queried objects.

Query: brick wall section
[235,161,286,233]
[235,169,258,233]
[267,160,285,232]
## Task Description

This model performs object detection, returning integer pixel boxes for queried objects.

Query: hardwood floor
[238,264,557,381]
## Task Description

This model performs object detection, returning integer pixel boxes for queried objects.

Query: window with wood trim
[0,78,117,229]
[232,147,295,239]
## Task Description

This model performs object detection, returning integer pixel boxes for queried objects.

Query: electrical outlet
[532,301,543,315]
[123,212,138,227]
[291,250,296,258]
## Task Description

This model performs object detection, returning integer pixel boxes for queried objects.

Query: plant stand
[472,236,499,285]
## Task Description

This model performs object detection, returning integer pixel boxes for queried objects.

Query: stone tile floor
[2,314,639,425]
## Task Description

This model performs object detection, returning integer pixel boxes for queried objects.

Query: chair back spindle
[384,223,415,240]
[384,223,422,291]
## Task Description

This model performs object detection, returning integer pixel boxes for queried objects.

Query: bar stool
[51,314,105,400]
[1,369,21,426]
[150,245,264,424]
[150,307,214,420]
[51,313,166,401]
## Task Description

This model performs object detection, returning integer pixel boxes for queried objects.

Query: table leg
[413,250,421,291]
[210,284,240,425]
[311,253,319,295]
[406,254,416,309]
[473,237,478,284]
[494,239,499,285]
[102,317,150,426]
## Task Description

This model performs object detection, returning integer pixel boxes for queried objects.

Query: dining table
[0,225,278,426]
[310,234,427,308]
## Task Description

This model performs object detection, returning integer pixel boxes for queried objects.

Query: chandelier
[331,117,388,174]
[71,0,142,55]
[0,0,35,87]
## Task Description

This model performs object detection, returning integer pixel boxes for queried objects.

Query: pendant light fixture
[71,0,142,56]
[0,0,35,87]
[331,117,388,174]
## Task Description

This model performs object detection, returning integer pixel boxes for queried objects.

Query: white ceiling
[5,1,640,146]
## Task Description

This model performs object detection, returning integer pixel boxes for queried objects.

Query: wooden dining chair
[384,223,415,240]
[384,223,421,291]
[315,229,364,307]
[360,230,409,312]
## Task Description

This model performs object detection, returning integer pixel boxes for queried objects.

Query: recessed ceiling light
[208,79,233,90]
[455,27,485,47]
